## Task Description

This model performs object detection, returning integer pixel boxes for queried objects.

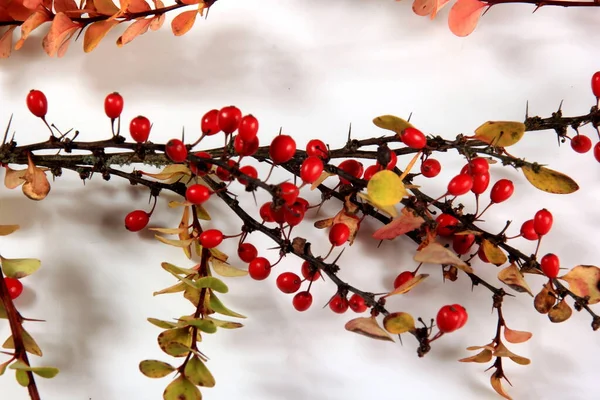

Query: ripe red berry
[294,197,310,211]
[329,223,350,246]
[270,135,297,164]
[249,257,271,280]
[189,152,212,176]
[234,134,259,157]
[436,214,459,236]
[393,271,414,289]
[540,253,560,278]
[216,160,238,181]
[165,139,188,163]
[363,164,382,181]
[401,127,427,149]
[26,89,48,118]
[338,159,364,185]
[238,114,259,141]
[129,116,151,143]
[471,172,490,195]
[533,208,553,236]
[238,243,258,263]
[276,272,302,294]
[520,219,539,241]
[381,149,397,170]
[186,184,211,204]
[283,204,305,227]
[260,202,275,222]
[348,293,368,313]
[293,291,313,312]
[306,139,328,158]
[490,179,514,204]
[279,182,299,206]
[300,156,324,184]
[452,234,475,255]
[466,157,489,175]
[595,142,600,163]
[270,204,286,224]
[592,71,600,98]
[218,106,242,134]
[329,294,349,314]
[301,261,321,281]
[199,229,224,249]
[436,304,468,333]
[237,165,258,186]
[447,174,474,196]
[4,277,23,300]
[104,92,123,119]
[125,210,150,232]
[420,158,441,178]
[201,109,220,136]
[571,135,592,153]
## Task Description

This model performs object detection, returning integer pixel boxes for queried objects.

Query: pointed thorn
[525,101,529,119]
[558,100,564,112]
[181,126,185,141]
[347,123,352,143]
[332,247,346,264]
[482,5,492,16]
[2,114,13,145]
[532,4,541,13]
[407,112,413,123]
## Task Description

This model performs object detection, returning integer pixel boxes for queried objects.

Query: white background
[2,1,600,399]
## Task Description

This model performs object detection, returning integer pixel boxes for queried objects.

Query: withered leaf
[481,239,507,266]
[171,9,197,36]
[4,166,27,189]
[493,342,531,365]
[548,298,572,323]
[372,209,425,240]
[521,164,579,194]
[184,355,215,387]
[22,154,50,200]
[117,17,151,46]
[490,371,513,400]
[140,164,191,182]
[498,263,533,296]
[382,312,416,334]
[413,242,473,273]
[344,317,395,342]
[314,207,361,245]
[155,235,195,248]
[474,121,525,147]
[503,326,532,344]
[210,258,247,277]
[560,265,600,304]
[458,349,492,363]
[443,265,458,281]
[178,206,192,259]
[15,10,51,50]
[0,25,16,58]
[42,12,80,57]
[139,360,175,378]
[153,281,187,296]
[83,19,119,52]
[534,283,556,314]
[157,328,192,357]
[383,274,429,297]
[163,375,202,400]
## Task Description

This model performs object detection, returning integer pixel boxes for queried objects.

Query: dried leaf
[372,115,414,135]
[412,0,435,16]
[413,242,473,273]
[1,256,41,279]
[310,171,334,190]
[367,170,407,207]
[493,342,531,365]
[22,154,51,200]
[0,225,19,236]
[94,0,119,14]
[147,318,181,329]
[127,0,150,12]
[150,14,165,31]
[344,317,395,342]
[179,206,192,259]
[163,376,202,400]
[23,0,43,9]
[210,258,247,277]
[498,263,533,296]
[194,204,211,221]
[83,19,119,52]
[384,274,429,297]
[548,298,572,323]
[534,283,556,314]
[521,164,579,194]
[453,229,482,236]
[560,265,600,304]
[56,28,77,57]
[473,121,526,147]
[503,326,532,344]
[155,235,195,248]
[42,12,80,57]
[153,281,187,296]
[0,303,6,319]
[458,349,493,363]
[443,265,458,281]
[15,10,51,50]
[3,329,42,356]
[116,17,151,46]
[157,328,192,357]
[140,164,191,181]
[431,0,451,18]
[209,294,246,319]
[54,0,78,12]
[0,27,16,58]
[171,9,197,36]
[448,0,486,37]
[490,371,513,400]
[4,166,27,189]
[148,227,186,235]
[481,239,507,266]
[0,360,10,375]
[466,344,495,351]
[209,247,228,263]
[372,210,425,240]
[383,312,416,334]
[139,360,175,378]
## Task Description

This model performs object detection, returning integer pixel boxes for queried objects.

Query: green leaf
[139,360,176,378]
[179,317,217,334]
[157,328,193,357]
[196,277,228,293]
[0,256,41,279]
[147,318,181,329]
[209,294,246,319]
[9,362,59,378]
[372,115,414,135]
[153,281,188,296]
[184,355,215,387]
[161,262,198,276]
[184,286,201,306]
[163,375,202,400]
[210,258,248,277]
[194,204,211,221]
[521,164,579,194]
[206,317,243,329]
[3,329,43,356]
[473,121,526,147]
[0,225,19,236]
[15,369,29,387]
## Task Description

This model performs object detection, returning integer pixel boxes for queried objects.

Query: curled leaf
[372,115,414,135]
[139,360,175,378]
[155,235,195,248]
[4,166,27,189]
[384,274,429,297]
[383,312,416,334]
[153,282,187,296]
[498,263,533,296]
[163,376,202,400]
[372,209,424,240]
[184,355,215,387]
[490,371,513,400]
[42,12,80,57]
[171,9,197,36]
[534,283,556,314]
[448,0,486,37]
[22,154,50,200]
[0,256,41,279]
[503,326,532,344]
[459,349,492,363]
[413,242,473,273]
[481,239,507,266]
[210,258,247,277]
[367,170,407,207]
[521,164,579,194]
[560,265,600,304]
[473,121,526,147]
[344,317,395,342]
[548,298,572,323]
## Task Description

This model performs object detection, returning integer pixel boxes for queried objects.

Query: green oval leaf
[474,121,525,147]
[15,369,29,387]
[163,376,202,400]
[184,355,215,387]
[9,362,59,379]
[157,328,192,357]
[196,277,228,293]
[139,360,176,378]
[521,164,579,194]
[0,256,41,279]
[179,317,217,334]
[209,294,246,319]
[148,318,181,329]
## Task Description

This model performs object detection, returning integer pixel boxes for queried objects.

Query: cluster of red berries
[586,72,600,162]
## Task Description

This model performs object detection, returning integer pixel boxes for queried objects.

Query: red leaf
[0,5,12,20]
[126,0,150,12]
[42,12,80,57]
[171,9,197,36]
[83,19,119,52]
[6,0,36,20]
[15,9,51,50]
[54,0,78,13]
[117,17,151,46]
[0,26,16,58]
[448,0,486,37]
[22,0,42,9]
[372,210,424,240]
[94,0,118,15]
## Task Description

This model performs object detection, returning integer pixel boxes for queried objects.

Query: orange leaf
[22,154,51,201]
[458,349,492,363]
[491,371,513,400]
[372,209,424,240]
[15,9,51,50]
[171,9,197,36]
[152,0,164,6]
[22,0,42,9]
[431,0,450,19]
[126,0,150,12]
[150,14,164,31]
[383,274,429,298]
[94,0,118,15]
[6,1,35,20]
[503,326,532,344]
[448,0,486,37]
[0,26,16,58]
[57,28,77,57]
[180,0,199,4]
[412,0,435,16]
[42,12,80,57]
[83,19,119,52]
[117,17,151,46]
[54,0,78,12]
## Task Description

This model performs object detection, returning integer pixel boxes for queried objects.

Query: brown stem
[485,0,600,7]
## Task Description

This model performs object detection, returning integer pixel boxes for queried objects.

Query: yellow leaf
[372,115,414,135]
[140,164,191,181]
[481,239,507,266]
[0,225,19,236]
[344,317,395,342]
[209,248,228,263]
[560,265,600,304]
[163,376,202,400]
[357,192,398,217]
[155,235,195,248]
[521,164,578,194]
[367,170,407,207]
[413,242,473,273]
[310,171,334,190]
[194,204,211,221]
[0,256,41,279]
[383,274,428,298]
[498,263,533,296]
[84,20,120,52]
[210,258,247,277]
[178,206,192,259]
[383,312,416,334]
[3,329,43,356]
[148,227,186,235]
[473,121,526,147]
[171,9,197,36]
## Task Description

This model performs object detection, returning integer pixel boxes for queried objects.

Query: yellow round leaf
[474,121,525,147]
[367,170,407,207]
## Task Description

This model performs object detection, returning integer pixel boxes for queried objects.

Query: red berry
[129,116,151,143]
[270,204,286,224]
[234,134,259,157]
[283,204,305,227]
[216,160,238,181]
[294,197,310,211]
[571,135,592,153]
[540,253,560,278]
[477,245,489,263]
[125,210,149,232]
[348,293,368,313]
[270,135,296,164]
[201,109,220,136]
[363,164,382,181]
[533,208,553,236]
[238,114,259,141]
[467,157,489,175]
[401,127,427,149]
[595,142,600,162]
[276,272,302,294]
[249,257,271,280]
[306,139,328,158]
[329,223,350,246]
[104,92,123,119]
[520,219,539,241]
[4,277,23,300]
[420,158,441,178]
[279,182,299,206]
[300,156,324,184]
[447,174,473,196]
[436,214,459,236]
[238,243,258,263]
[393,271,414,289]
[338,159,364,185]
[260,202,275,222]
[26,89,47,118]
[436,304,468,333]
[471,172,490,195]
[329,294,349,314]
[292,291,313,311]
[238,165,258,186]
[165,139,188,163]
[301,261,321,281]
[218,106,242,134]
[490,179,514,204]
[199,229,223,249]
[186,184,211,204]
[452,234,475,255]
[592,71,600,98]
[381,149,397,170]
